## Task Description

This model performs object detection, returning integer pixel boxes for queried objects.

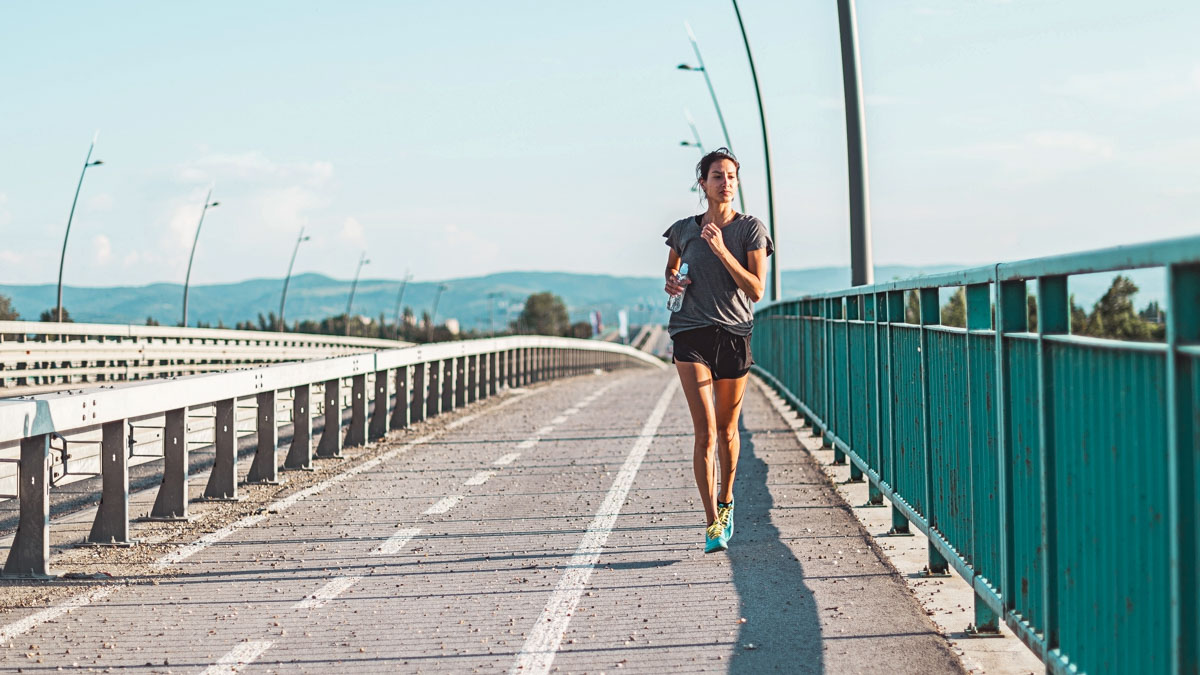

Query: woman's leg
[675,361,719,525]
[712,374,748,504]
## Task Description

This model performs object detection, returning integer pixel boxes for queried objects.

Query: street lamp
[345,252,370,335]
[730,0,780,301]
[392,270,412,330]
[278,227,311,330]
[428,283,449,341]
[677,24,746,215]
[680,108,705,154]
[486,291,502,337]
[837,0,875,286]
[181,187,220,327]
[55,132,104,323]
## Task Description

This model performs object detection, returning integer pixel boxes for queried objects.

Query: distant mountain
[0,265,1161,329]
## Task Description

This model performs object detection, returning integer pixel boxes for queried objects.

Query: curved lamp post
[837,0,875,286]
[681,108,706,154]
[278,227,311,330]
[181,187,219,327]
[677,23,747,215]
[55,132,104,322]
[392,270,412,329]
[345,252,370,335]
[730,0,779,301]
[428,283,449,341]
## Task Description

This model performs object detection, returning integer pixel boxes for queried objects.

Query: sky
[1,0,1197,290]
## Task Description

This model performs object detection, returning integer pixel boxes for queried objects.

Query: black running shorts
[671,325,753,380]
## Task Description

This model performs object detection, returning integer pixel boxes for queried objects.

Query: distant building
[444,318,460,335]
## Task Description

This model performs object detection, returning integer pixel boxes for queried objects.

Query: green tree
[1069,294,1088,335]
[514,292,570,336]
[0,294,18,321]
[904,291,920,324]
[1083,275,1162,342]
[1026,294,1038,332]
[145,316,161,326]
[40,307,72,322]
[941,288,966,328]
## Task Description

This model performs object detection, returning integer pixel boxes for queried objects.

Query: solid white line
[372,527,421,556]
[294,575,362,609]
[200,640,274,674]
[510,377,678,675]
[424,495,462,514]
[517,438,539,450]
[493,453,521,466]
[464,471,494,486]
[0,585,116,644]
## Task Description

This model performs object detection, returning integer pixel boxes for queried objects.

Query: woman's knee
[715,425,739,449]
[693,427,716,452]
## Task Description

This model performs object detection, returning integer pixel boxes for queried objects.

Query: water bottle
[666,263,689,312]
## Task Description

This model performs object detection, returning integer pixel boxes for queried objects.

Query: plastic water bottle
[666,263,689,312]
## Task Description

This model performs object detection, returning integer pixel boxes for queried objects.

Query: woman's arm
[699,223,767,302]
[664,248,691,296]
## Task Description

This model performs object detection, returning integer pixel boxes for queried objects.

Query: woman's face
[700,159,738,205]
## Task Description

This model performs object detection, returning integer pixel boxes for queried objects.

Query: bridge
[0,235,1194,674]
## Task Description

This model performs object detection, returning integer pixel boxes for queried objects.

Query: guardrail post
[347,373,367,447]
[514,349,524,387]
[88,420,135,544]
[965,282,999,634]
[828,298,843,461]
[918,287,949,575]
[846,296,864,482]
[483,352,495,398]
[1036,275,1067,651]
[370,369,389,441]
[885,290,910,536]
[246,391,280,484]
[204,399,239,499]
[285,384,313,471]
[467,354,478,404]
[1167,262,1200,674]
[317,378,343,458]
[428,359,442,416]
[150,408,190,519]
[995,279,1026,616]
[391,365,410,430]
[444,358,457,411]
[4,434,51,576]
[454,357,466,407]
[411,363,427,423]
[863,293,883,505]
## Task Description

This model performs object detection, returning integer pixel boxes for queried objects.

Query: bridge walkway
[0,369,962,673]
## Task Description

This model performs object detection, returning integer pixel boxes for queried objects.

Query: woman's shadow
[726,414,825,674]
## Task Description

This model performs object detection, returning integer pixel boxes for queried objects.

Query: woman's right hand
[665,272,692,296]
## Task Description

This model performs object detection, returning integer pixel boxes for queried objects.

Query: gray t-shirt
[663,213,774,337]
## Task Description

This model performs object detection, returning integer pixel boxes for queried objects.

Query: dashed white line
[294,575,362,609]
[200,640,274,674]
[0,586,116,644]
[517,438,539,449]
[493,453,521,466]
[551,415,568,424]
[511,377,679,675]
[372,528,421,556]
[563,408,580,415]
[464,471,495,486]
[424,495,463,514]
[535,426,555,435]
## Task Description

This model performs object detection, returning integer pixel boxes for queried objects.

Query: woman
[663,147,773,553]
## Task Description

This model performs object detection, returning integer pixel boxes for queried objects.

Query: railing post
[88,420,135,545]
[370,369,390,441]
[246,391,280,484]
[204,399,238,499]
[864,293,883,505]
[485,352,496,398]
[994,278,1026,615]
[467,354,478,404]
[428,359,442,416]
[966,282,999,634]
[4,434,51,576]
[317,378,343,458]
[391,365,410,430]
[454,357,466,408]
[1167,262,1200,674]
[411,363,427,423]
[918,286,948,575]
[150,408,190,519]
[885,290,909,536]
[846,295,863,482]
[285,384,313,470]
[828,298,843,461]
[444,358,457,412]
[346,373,367,447]
[1036,275,1067,651]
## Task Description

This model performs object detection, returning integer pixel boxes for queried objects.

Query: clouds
[340,216,366,247]
[92,234,112,264]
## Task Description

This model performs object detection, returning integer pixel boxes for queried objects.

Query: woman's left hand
[700,222,729,258]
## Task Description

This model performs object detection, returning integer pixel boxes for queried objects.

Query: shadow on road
[727,415,824,674]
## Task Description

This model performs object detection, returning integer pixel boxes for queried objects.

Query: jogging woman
[663,147,773,553]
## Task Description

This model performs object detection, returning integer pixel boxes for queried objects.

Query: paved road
[0,369,962,673]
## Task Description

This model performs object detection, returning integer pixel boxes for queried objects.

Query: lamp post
[486,291,502,337]
[392,270,412,331]
[680,108,705,154]
[55,132,104,323]
[428,283,448,341]
[837,0,875,286]
[677,23,746,215]
[345,252,370,335]
[278,227,310,330]
[181,187,220,327]
[730,0,779,301]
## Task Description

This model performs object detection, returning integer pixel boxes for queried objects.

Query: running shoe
[705,520,727,553]
[717,500,735,541]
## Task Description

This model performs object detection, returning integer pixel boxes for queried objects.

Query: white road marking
[493,453,521,466]
[200,640,274,674]
[464,471,494,486]
[535,426,555,435]
[517,438,539,449]
[551,415,568,424]
[293,576,362,609]
[511,377,678,675]
[0,586,116,644]
[563,408,580,415]
[446,413,481,429]
[424,495,463,514]
[372,528,421,556]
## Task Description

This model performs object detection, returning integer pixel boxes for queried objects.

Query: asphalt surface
[0,369,963,674]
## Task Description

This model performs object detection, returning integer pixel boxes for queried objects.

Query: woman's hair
[695,147,740,202]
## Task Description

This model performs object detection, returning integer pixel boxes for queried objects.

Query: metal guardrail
[0,335,664,577]
[751,234,1200,675]
[0,321,410,392]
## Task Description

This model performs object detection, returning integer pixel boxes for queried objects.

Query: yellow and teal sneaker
[705,520,727,553]
[717,500,735,542]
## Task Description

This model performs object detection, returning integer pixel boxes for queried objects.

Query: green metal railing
[751,235,1200,675]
